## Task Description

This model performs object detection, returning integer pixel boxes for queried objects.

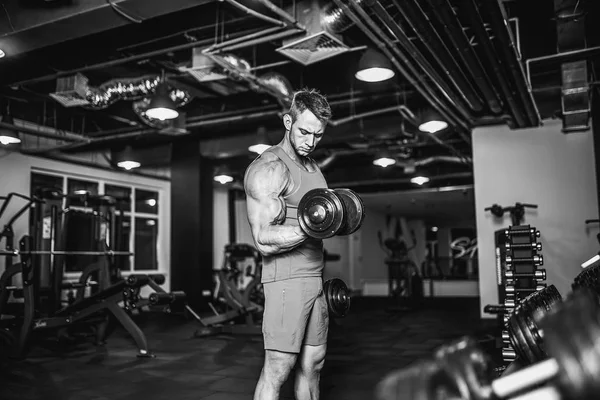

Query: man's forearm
[256,224,306,256]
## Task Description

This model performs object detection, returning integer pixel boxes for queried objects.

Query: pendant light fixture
[146,72,179,121]
[355,48,395,83]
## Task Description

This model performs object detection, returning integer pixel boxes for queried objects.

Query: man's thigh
[303,279,329,347]
[262,278,321,353]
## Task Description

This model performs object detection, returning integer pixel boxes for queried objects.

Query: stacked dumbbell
[500,225,545,363]
[375,287,600,400]
[296,188,364,318]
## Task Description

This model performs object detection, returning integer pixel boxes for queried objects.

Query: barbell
[375,288,600,400]
[297,188,365,240]
[0,249,133,257]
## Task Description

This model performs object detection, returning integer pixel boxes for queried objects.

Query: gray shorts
[262,277,329,353]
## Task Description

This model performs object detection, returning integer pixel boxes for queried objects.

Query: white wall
[0,151,171,290]
[473,119,599,318]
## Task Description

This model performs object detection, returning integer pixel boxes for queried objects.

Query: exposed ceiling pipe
[387,0,485,113]
[482,0,540,126]
[330,0,469,134]
[338,0,473,160]
[253,0,305,30]
[322,0,364,33]
[0,119,89,143]
[425,0,503,114]
[9,26,279,87]
[222,0,287,27]
[364,1,475,127]
[461,0,527,128]
[328,106,406,127]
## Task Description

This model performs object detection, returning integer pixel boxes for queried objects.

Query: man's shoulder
[245,151,290,190]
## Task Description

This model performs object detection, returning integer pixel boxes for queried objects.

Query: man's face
[284,109,325,157]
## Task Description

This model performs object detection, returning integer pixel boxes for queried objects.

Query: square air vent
[276,31,350,66]
[49,73,91,108]
[183,49,228,83]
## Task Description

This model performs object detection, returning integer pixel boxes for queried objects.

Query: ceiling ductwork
[275,0,352,66]
[49,73,192,110]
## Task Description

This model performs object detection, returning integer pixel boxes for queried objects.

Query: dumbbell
[297,188,365,239]
[506,255,544,266]
[323,278,351,318]
[506,285,562,365]
[375,288,600,400]
[505,269,546,280]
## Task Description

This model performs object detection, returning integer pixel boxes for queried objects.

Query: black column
[592,87,600,218]
[228,189,237,244]
[170,140,213,310]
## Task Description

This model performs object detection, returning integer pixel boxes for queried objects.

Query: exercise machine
[378,232,423,311]
[194,243,264,337]
[0,190,159,358]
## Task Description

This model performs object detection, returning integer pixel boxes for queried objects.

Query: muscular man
[244,89,332,400]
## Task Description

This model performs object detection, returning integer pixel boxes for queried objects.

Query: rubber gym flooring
[0,297,492,400]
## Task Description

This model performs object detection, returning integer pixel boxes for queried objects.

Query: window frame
[30,168,167,280]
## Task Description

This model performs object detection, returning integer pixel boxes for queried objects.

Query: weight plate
[334,188,366,236]
[507,285,562,365]
[324,278,351,318]
[542,288,600,400]
[297,188,344,240]
[573,264,600,293]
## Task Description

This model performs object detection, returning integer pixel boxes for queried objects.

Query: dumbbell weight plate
[507,285,562,365]
[541,288,600,400]
[324,278,351,318]
[572,263,600,293]
[297,188,344,239]
[334,188,365,236]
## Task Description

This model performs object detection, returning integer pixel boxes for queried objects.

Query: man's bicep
[245,161,288,228]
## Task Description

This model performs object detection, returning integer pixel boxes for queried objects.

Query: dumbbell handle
[505,284,546,293]
[506,255,543,265]
[505,242,542,251]
[491,358,559,398]
[511,386,561,400]
[505,269,546,280]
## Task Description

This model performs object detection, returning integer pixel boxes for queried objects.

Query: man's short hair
[288,88,332,124]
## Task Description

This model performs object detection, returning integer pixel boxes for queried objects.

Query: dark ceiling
[0,0,597,193]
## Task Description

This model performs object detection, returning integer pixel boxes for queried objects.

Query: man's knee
[299,344,327,374]
[264,350,298,385]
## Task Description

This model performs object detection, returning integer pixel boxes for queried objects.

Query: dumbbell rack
[498,225,545,364]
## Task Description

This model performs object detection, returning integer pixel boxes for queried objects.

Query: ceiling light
[419,120,448,134]
[146,82,179,121]
[74,190,89,195]
[248,144,271,154]
[214,174,234,184]
[0,115,21,145]
[0,49,5,59]
[355,48,395,83]
[249,126,271,154]
[410,176,430,185]
[373,157,396,168]
[431,226,439,232]
[115,145,141,170]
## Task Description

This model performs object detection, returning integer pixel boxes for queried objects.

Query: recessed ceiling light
[0,49,5,59]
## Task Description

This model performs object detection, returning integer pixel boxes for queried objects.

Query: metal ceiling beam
[0,0,216,58]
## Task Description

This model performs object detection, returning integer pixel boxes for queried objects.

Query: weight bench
[18,275,155,358]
